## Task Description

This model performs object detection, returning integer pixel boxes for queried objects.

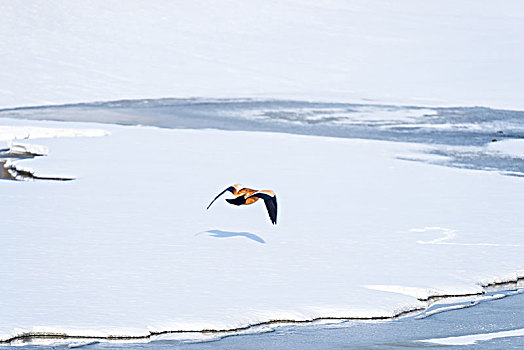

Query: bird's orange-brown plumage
[236,187,259,205]
[207,184,277,224]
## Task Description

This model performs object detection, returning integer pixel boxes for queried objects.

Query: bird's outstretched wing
[207,186,236,209]
[246,191,277,224]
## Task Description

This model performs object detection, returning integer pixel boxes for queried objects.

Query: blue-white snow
[1,1,524,109]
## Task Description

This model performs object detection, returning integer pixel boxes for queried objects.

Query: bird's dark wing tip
[207,186,236,210]
[263,195,277,225]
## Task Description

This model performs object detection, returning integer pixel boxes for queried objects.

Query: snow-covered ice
[487,139,524,159]
[0,125,109,142]
[419,328,524,346]
[1,1,524,109]
[5,142,48,157]
[1,117,523,342]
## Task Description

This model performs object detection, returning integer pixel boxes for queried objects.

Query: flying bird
[207,184,278,224]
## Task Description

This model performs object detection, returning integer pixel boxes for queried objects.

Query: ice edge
[2,273,523,345]
[2,159,74,181]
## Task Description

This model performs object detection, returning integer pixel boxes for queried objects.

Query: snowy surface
[0,125,109,142]
[1,1,524,109]
[1,117,523,342]
[487,139,524,159]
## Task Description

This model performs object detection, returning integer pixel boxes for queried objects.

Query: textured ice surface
[4,99,524,179]
[3,100,524,147]
[1,118,523,342]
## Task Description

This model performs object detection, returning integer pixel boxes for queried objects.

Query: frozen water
[2,99,524,176]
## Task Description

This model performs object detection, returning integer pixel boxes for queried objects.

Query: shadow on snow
[197,229,266,244]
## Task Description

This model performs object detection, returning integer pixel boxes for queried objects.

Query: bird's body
[207,184,278,224]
